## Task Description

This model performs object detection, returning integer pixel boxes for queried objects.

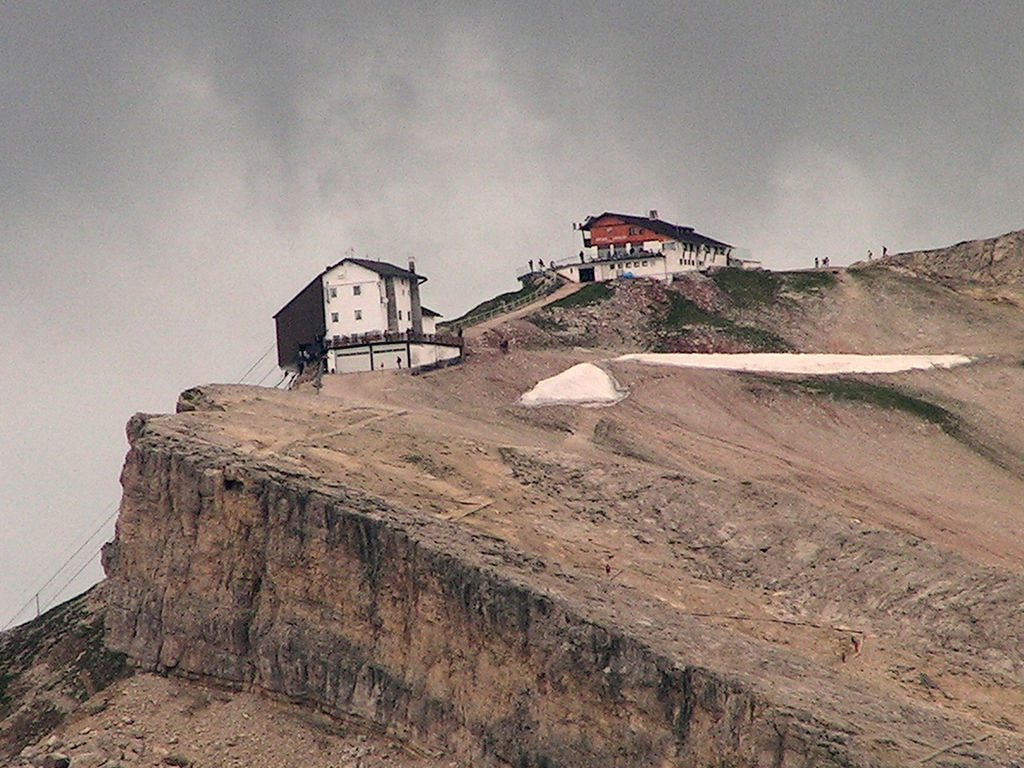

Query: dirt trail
[463,280,583,340]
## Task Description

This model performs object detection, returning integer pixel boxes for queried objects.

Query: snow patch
[519,363,626,407]
[613,353,974,375]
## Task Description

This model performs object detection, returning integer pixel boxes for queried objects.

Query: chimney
[648,209,659,220]
[408,259,423,334]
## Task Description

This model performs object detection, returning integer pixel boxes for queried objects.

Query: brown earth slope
[5,261,1024,767]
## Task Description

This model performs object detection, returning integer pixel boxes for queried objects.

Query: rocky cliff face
[103,405,876,767]
[98,363,1024,767]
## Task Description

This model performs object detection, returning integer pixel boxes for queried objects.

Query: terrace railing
[324,329,464,350]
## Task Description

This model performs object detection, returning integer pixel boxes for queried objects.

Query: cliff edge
[100,341,1024,766]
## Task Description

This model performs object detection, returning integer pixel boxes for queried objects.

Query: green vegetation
[846,265,885,284]
[723,324,790,350]
[653,293,790,351]
[780,377,961,436]
[547,281,614,309]
[711,268,780,307]
[778,269,837,293]
[660,294,726,328]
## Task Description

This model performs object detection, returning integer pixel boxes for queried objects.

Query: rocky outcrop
[0,586,130,760]
[102,407,896,767]
[879,229,1024,302]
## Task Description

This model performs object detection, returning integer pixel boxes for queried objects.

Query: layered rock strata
[102,392,1014,767]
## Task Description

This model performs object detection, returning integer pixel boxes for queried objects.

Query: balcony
[324,329,464,350]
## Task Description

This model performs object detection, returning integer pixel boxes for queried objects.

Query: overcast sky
[3,2,1024,627]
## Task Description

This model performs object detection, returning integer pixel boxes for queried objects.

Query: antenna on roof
[649,209,659,219]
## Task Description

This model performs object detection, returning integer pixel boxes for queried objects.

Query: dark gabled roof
[346,257,427,283]
[581,212,732,249]
[421,306,442,317]
[273,257,426,319]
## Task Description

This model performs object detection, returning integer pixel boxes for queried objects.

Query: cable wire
[44,539,110,614]
[2,503,118,630]
[236,343,275,383]
[255,361,281,386]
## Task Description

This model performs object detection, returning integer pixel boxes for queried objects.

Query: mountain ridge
[4,238,1024,766]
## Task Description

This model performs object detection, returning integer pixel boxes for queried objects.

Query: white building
[549,211,758,283]
[274,258,462,375]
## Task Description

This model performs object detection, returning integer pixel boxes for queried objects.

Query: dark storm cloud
[3,2,1024,623]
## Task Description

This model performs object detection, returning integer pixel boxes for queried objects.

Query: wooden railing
[440,272,563,332]
[324,330,464,349]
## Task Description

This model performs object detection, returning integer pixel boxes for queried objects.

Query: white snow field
[614,352,974,375]
[520,353,975,406]
[519,362,626,407]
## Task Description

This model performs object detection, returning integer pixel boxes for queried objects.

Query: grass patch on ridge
[779,270,837,293]
[711,268,780,307]
[660,294,727,328]
[723,325,790,350]
[777,377,961,436]
[547,281,614,308]
[654,293,790,351]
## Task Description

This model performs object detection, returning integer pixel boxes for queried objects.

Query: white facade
[327,341,461,374]
[555,245,729,284]
[275,256,461,375]
[322,261,420,337]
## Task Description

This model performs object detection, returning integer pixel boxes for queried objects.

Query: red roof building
[548,211,750,283]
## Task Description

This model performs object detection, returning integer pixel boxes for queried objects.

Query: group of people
[813,245,888,269]
[866,246,888,261]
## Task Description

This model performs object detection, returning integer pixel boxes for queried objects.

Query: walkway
[463,281,585,341]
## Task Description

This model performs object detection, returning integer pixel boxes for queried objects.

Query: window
[354,310,362,321]
[353,285,361,296]
[331,312,339,322]
[398,310,403,320]
[329,287,337,298]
